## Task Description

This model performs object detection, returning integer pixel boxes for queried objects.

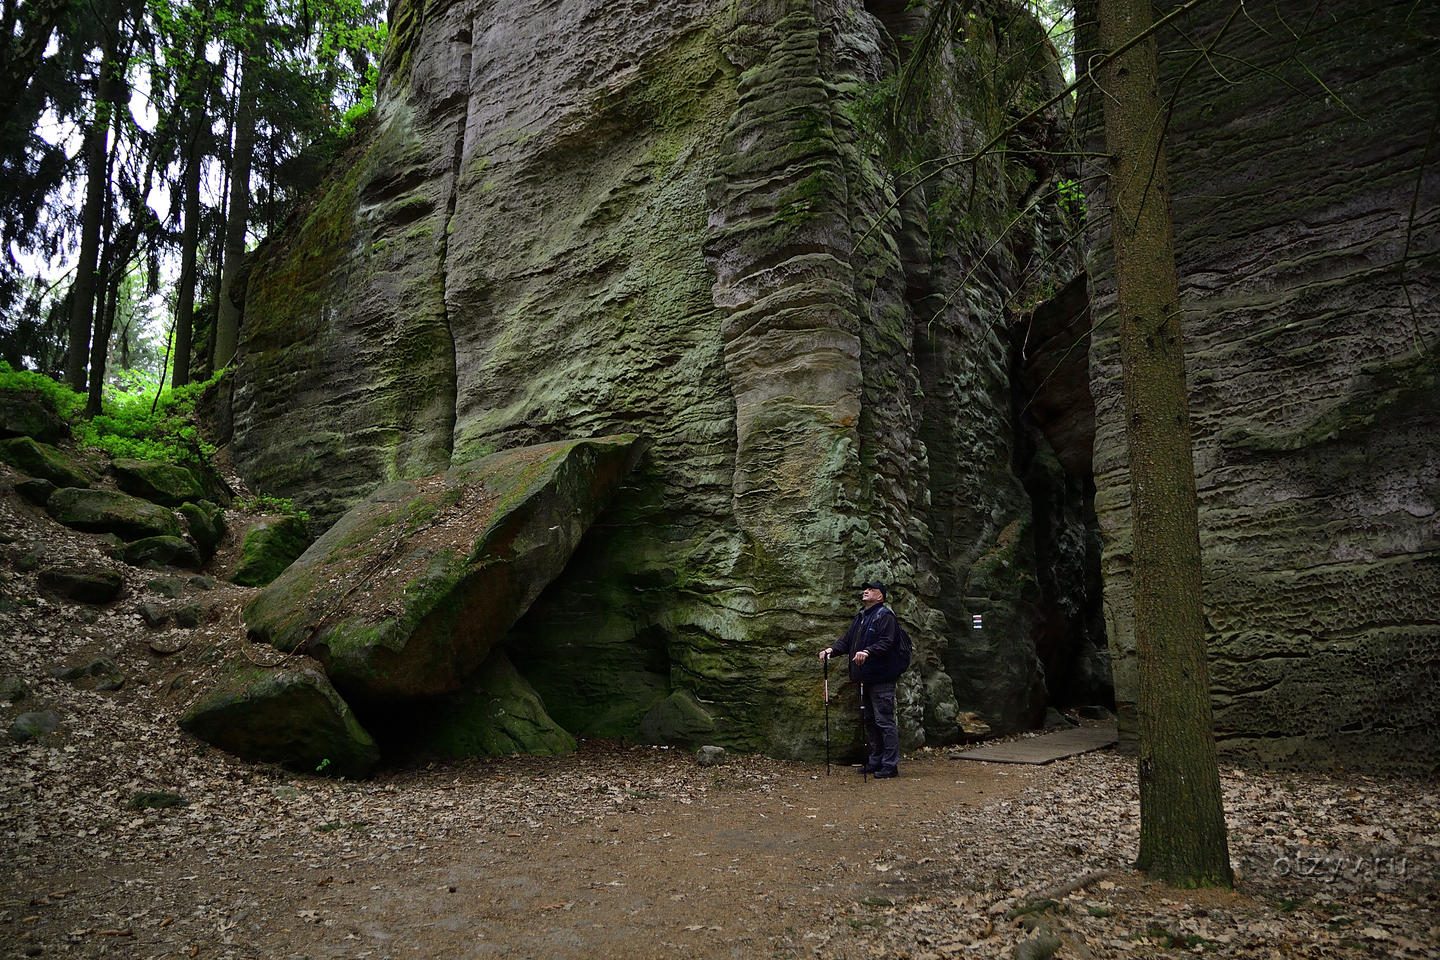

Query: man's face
[862,586,882,604]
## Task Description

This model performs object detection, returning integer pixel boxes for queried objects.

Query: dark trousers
[861,681,899,773]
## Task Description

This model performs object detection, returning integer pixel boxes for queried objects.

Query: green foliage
[1057,177,1086,219]
[71,370,226,466]
[0,360,223,467]
[0,361,86,420]
[234,493,309,523]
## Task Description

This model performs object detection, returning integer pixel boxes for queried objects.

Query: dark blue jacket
[832,603,902,683]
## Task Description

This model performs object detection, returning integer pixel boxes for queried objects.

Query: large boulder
[122,536,203,570]
[0,437,90,487]
[179,659,380,778]
[110,458,207,507]
[177,500,227,558]
[246,435,643,703]
[46,487,181,541]
[231,516,311,587]
[37,565,124,604]
[638,690,716,749]
[419,649,576,757]
[0,396,67,444]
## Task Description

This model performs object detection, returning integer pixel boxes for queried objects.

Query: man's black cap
[861,581,888,598]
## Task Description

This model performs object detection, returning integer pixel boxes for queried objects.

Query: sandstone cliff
[1082,0,1439,774]
[233,0,1097,757]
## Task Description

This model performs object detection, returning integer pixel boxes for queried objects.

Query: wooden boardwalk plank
[949,723,1118,765]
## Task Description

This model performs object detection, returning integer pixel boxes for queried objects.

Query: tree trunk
[86,245,122,417]
[1097,0,1231,888]
[213,50,256,371]
[65,13,121,392]
[172,132,204,389]
[84,236,113,416]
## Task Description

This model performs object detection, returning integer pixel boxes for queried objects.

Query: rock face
[179,660,380,778]
[418,649,577,758]
[234,0,1102,755]
[46,488,181,541]
[231,516,312,587]
[245,435,643,703]
[1082,0,1439,773]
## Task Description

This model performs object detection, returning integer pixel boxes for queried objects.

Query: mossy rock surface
[232,516,312,587]
[111,458,208,507]
[178,500,227,558]
[46,487,181,541]
[122,536,203,571]
[179,659,379,778]
[0,396,67,444]
[419,648,576,757]
[16,477,56,505]
[37,565,124,604]
[637,689,716,749]
[0,437,90,488]
[245,435,643,704]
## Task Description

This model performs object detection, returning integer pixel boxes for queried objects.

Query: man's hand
[818,648,832,662]
[853,650,869,664]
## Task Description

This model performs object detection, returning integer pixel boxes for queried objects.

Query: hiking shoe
[858,764,881,775]
[872,769,899,779]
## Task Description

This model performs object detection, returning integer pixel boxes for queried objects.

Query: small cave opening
[1011,272,1113,715]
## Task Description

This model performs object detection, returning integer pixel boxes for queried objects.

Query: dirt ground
[1,744,1041,960]
[2,472,1438,960]
[3,741,1438,960]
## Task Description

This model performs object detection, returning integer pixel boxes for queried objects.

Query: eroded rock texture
[234,0,1100,756]
[1082,0,1439,773]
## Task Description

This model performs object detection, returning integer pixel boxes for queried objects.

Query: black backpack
[894,618,913,674]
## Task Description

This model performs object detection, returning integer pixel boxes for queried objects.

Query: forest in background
[0,0,384,404]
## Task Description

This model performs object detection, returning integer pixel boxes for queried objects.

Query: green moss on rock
[0,437,90,488]
[232,516,312,587]
[244,436,644,705]
[179,660,379,778]
[419,649,576,757]
[46,488,181,541]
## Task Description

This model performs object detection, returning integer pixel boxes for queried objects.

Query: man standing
[819,582,902,778]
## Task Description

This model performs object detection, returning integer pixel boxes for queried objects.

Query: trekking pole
[859,681,868,783]
[824,653,832,776]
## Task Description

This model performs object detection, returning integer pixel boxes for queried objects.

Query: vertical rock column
[706,0,958,749]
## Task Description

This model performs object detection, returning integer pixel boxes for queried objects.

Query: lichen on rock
[245,435,644,704]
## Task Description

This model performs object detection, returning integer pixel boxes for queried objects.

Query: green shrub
[0,362,225,467]
[0,361,86,420]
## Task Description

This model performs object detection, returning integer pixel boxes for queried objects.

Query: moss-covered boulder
[0,437,90,487]
[179,659,379,777]
[46,487,181,541]
[111,458,208,507]
[419,649,576,757]
[245,435,643,703]
[0,396,67,444]
[231,516,311,587]
[178,500,226,558]
[122,536,203,570]
[16,477,56,506]
[37,565,125,604]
